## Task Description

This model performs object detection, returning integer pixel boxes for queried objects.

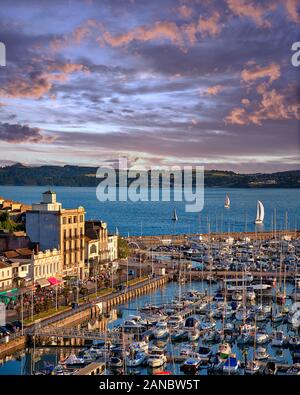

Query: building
[85,221,109,275]
[0,231,32,253]
[30,249,62,285]
[26,191,85,279]
[8,259,31,288]
[0,261,13,291]
[108,234,118,262]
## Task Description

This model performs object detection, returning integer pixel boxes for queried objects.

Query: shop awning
[36,278,50,288]
[47,277,61,286]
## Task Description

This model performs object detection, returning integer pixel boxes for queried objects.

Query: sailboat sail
[225,194,230,208]
[255,200,264,224]
[172,208,178,221]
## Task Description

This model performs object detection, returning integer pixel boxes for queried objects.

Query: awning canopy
[36,278,50,288]
[47,277,62,286]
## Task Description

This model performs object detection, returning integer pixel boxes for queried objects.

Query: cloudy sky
[0,0,299,173]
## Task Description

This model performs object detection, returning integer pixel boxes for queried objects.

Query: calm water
[0,186,299,236]
[0,280,296,375]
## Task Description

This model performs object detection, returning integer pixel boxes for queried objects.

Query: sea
[0,186,299,236]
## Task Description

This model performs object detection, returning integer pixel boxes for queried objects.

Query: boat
[187,329,200,342]
[232,291,243,301]
[203,329,219,342]
[199,319,216,331]
[254,347,269,360]
[246,290,256,301]
[184,316,199,331]
[171,329,186,341]
[126,352,147,367]
[152,322,169,339]
[287,363,300,375]
[63,354,86,368]
[289,336,300,348]
[218,342,231,360]
[180,343,194,356]
[198,346,212,360]
[223,354,240,374]
[181,357,201,373]
[130,341,149,354]
[255,200,264,224]
[109,356,123,369]
[262,361,278,375]
[255,331,269,344]
[237,332,251,345]
[172,208,178,221]
[271,330,286,347]
[147,352,167,368]
[224,194,230,209]
[244,360,260,375]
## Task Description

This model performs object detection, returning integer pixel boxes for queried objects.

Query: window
[62,217,67,225]
[68,217,72,224]
[90,245,97,254]
[80,215,83,222]
[73,216,77,223]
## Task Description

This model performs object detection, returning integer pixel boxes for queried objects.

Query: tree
[118,237,129,259]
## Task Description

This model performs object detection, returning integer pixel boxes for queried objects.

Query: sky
[0,0,299,173]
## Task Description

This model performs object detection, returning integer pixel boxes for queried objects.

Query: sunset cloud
[102,21,185,49]
[227,0,272,28]
[203,84,225,96]
[0,63,88,99]
[198,11,222,37]
[241,62,281,85]
[284,0,300,23]
[0,122,54,143]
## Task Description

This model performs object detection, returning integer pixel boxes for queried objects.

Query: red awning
[47,277,61,286]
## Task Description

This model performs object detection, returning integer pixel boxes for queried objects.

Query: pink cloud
[284,0,300,23]
[204,84,225,96]
[227,0,272,28]
[178,5,193,19]
[198,11,222,37]
[102,21,185,49]
[241,62,281,85]
[0,63,88,100]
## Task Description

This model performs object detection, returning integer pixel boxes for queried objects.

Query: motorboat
[167,315,184,329]
[244,360,260,375]
[109,356,123,369]
[130,341,149,354]
[63,354,86,368]
[180,343,194,356]
[198,346,212,360]
[255,331,269,344]
[181,357,201,373]
[289,336,300,348]
[147,352,167,368]
[187,329,200,342]
[254,347,269,360]
[152,322,169,339]
[231,291,243,302]
[287,363,300,375]
[203,329,220,342]
[271,330,286,347]
[126,352,147,367]
[237,331,251,345]
[199,319,216,331]
[184,316,199,331]
[171,329,186,342]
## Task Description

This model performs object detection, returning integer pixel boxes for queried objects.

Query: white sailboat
[255,200,264,224]
[224,193,230,209]
[172,208,178,221]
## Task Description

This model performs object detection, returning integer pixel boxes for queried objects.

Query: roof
[43,190,55,194]
[0,261,9,269]
[3,248,33,259]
